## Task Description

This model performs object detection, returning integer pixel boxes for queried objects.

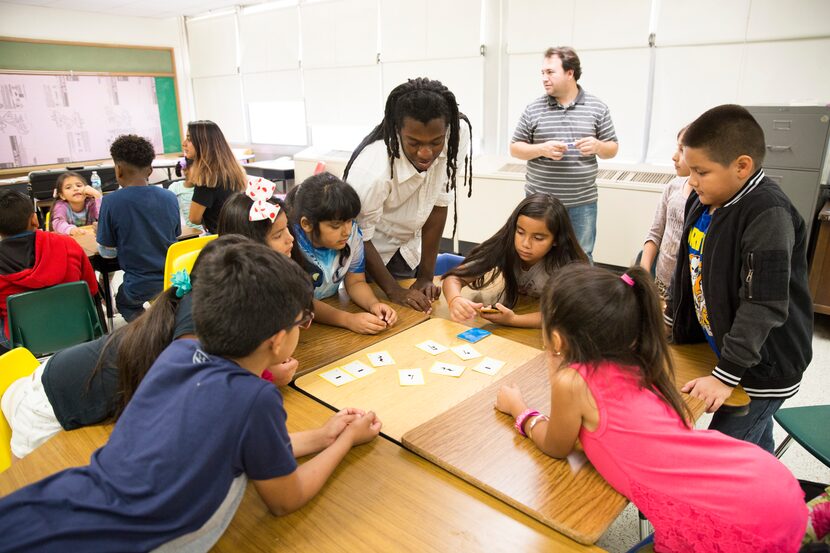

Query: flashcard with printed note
[429,362,465,377]
[399,368,425,386]
[367,351,395,367]
[319,368,355,387]
[451,344,482,361]
[342,360,375,378]
[416,340,448,355]
[472,357,505,376]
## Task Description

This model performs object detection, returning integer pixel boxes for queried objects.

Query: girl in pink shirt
[496,264,807,552]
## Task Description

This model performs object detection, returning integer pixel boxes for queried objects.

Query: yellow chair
[162,235,217,290]
[0,347,40,472]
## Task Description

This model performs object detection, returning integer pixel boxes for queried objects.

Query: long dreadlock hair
[343,77,473,236]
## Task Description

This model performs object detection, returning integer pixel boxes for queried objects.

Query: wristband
[514,408,541,437]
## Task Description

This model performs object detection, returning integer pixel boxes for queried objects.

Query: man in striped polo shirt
[510,46,618,261]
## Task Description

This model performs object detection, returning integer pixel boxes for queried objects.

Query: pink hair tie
[620,274,635,287]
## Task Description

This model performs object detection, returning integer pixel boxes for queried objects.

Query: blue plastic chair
[435,253,464,276]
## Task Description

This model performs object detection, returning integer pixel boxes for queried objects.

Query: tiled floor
[597,313,830,552]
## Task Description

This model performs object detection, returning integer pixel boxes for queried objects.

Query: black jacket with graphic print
[665,170,813,399]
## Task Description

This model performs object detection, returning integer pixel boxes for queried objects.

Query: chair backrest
[435,253,465,277]
[163,235,217,290]
[0,347,41,472]
[5,282,104,357]
[27,167,118,201]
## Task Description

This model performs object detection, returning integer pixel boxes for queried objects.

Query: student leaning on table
[343,77,472,314]
[442,193,587,328]
[0,236,382,552]
[495,264,807,553]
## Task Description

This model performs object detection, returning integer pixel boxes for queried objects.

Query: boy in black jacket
[666,104,813,453]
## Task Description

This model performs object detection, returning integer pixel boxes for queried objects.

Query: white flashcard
[416,340,449,355]
[399,369,425,386]
[342,360,375,378]
[367,351,395,367]
[472,357,506,376]
[567,451,589,474]
[451,344,482,361]
[319,368,355,387]
[429,362,465,377]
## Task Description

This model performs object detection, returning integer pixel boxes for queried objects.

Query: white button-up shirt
[347,122,471,270]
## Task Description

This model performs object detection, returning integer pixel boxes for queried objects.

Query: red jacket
[0,231,98,335]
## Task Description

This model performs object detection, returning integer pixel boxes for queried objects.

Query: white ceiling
[1,0,273,19]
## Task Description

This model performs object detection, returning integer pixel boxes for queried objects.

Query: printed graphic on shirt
[688,211,719,354]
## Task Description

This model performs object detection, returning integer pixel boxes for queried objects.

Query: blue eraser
[457,327,492,343]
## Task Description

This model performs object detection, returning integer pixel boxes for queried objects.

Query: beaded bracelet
[514,408,542,437]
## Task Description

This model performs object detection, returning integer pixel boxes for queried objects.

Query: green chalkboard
[155,77,182,153]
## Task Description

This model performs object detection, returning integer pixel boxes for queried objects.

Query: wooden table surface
[72,225,202,257]
[294,318,542,441]
[428,277,750,410]
[0,388,600,553]
[293,285,429,378]
[402,353,626,545]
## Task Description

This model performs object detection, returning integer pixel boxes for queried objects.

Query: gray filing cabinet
[746,105,830,239]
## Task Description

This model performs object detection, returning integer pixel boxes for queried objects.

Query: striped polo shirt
[511,86,617,207]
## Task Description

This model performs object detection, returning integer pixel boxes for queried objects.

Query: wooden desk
[403,354,626,545]
[72,226,202,257]
[294,318,542,441]
[293,285,429,378]
[0,388,599,553]
[428,278,750,411]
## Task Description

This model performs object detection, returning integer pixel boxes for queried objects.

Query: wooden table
[0,388,600,553]
[809,200,830,315]
[293,285,429,378]
[403,353,626,545]
[294,318,542,441]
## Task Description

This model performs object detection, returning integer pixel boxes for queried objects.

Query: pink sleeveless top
[573,362,806,553]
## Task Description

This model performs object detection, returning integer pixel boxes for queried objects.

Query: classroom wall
[0,2,193,126]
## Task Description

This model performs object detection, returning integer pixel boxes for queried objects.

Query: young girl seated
[495,264,807,552]
[640,126,693,298]
[168,160,203,231]
[285,173,398,335]
[443,193,587,328]
[50,171,102,236]
[0,236,382,550]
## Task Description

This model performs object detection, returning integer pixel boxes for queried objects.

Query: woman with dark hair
[343,78,472,314]
[442,194,587,328]
[183,120,246,233]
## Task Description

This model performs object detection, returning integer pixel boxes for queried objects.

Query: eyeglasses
[288,308,314,331]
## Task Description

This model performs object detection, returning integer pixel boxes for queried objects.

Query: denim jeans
[115,284,146,323]
[709,397,785,453]
[566,202,598,262]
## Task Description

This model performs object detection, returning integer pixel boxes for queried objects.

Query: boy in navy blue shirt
[666,105,812,452]
[97,134,180,321]
[0,236,382,552]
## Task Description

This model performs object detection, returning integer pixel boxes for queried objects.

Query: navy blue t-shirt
[97,185,181,300]
[0,340,297,552]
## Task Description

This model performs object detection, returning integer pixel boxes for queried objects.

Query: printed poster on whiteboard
[0,73,164,169]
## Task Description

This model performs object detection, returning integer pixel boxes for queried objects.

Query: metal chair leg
[638,509,652,540]
[774,434,794,459]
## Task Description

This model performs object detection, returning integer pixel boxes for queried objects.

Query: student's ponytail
[88,287,183,421]
[621,267,692,425]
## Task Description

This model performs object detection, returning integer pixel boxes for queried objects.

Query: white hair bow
[245,178,279,222]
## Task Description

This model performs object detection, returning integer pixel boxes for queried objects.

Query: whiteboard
[0,73,164,169]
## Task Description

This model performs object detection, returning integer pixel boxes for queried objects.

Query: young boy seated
[97,134,180,321]
[666,104,813,453]
[0,235,382,551]
[0,189,98,347]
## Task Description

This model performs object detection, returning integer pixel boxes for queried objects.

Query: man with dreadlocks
[511,47,618,262]
[343,77,472,313]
